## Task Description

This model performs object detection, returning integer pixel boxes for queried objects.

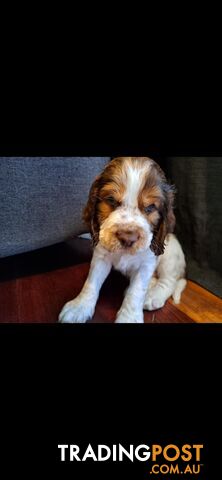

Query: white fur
[58,161,186,323]
[59,245,112,323]
[59,234,186,323]
[99,206,153,253]
[59,242,157,323]
[144,234,186,311]
[123,162,150,208]
[114,249,157,323]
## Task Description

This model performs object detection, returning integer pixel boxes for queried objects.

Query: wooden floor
[1,261,221,323]
[0,238,221,323]
[169,280,222,323]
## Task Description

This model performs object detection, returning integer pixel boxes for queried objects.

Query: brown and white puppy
[59,157,186,323]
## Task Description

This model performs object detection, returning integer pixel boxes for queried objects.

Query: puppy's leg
[115,265,155,323]
[59,246,112,323]
[144,234,186,311]
[144,276,179,310]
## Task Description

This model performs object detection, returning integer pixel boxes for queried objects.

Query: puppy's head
[83,157,175,255]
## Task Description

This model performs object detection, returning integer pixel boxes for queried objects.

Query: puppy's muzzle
[116,229,140,248]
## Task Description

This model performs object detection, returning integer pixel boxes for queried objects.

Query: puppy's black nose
[116,230,139,248]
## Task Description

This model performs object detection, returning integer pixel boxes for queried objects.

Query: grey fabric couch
[0,157,110,257]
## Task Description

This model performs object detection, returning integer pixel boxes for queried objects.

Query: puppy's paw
[143,288,166,311]
[115,308,144,324]
[58,297,95,323]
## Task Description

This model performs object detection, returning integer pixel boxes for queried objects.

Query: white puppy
[59,157,186,323]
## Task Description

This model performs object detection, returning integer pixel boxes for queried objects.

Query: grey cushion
[0,157,110,257]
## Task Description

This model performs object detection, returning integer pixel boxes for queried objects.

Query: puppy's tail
[172,278,187,304]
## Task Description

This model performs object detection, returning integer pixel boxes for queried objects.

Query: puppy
[59,157,186,323]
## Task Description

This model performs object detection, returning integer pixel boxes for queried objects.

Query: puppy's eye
[105,197,120,208]
[144,204,156,214]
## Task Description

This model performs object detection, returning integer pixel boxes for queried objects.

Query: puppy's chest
[111,252,152,277]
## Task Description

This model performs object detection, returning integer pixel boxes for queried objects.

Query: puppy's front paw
[143,288,166,311]
[115,308,144,324]
[58,297,95,323]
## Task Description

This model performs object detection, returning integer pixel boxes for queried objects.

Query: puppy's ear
[83,175,101,244]
[150,184,176,256]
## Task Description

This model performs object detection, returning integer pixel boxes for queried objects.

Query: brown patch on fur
[137,160,176,255]
[97,201,113,225]
[100,183,125,203]
[83,158,129,244]
[146,210,161,227]
[139,184,163,228]
[149,185,175,255]
[140,185,163,204]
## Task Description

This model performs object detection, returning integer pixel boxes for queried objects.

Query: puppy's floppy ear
[150,183,176,256]
[83,175,101,244]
